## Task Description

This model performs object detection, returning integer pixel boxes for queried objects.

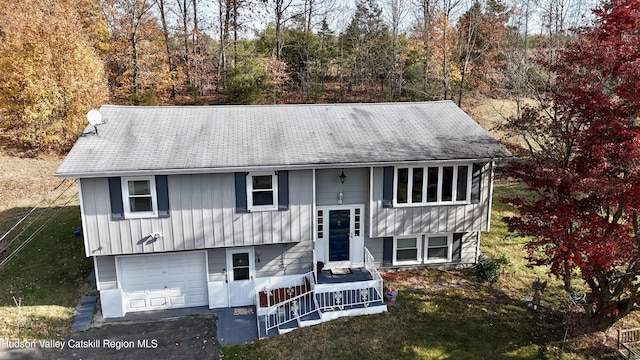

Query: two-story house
[56,101,511,336]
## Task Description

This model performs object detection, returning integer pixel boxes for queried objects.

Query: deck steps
[258,260,387,338]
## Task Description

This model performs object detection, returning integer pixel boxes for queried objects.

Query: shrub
[224,61,267,104]
[475,253,508,283]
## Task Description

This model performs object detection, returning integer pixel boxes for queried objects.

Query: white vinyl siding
[79,170,313,256]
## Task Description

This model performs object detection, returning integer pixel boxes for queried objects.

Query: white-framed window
[393,236,422,265]
[122,176,158,218]
[394,164,471,206]
[247,172,278,211]
[424,234,452,263]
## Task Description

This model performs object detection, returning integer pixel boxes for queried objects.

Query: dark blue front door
[329,210,350,261]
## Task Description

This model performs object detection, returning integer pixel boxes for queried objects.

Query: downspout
[312,168,317,279]
[486,161,495,232]
[475,231,481,264]
[369,167,374,242]
[77,179,92,256]
[478,161,495,263]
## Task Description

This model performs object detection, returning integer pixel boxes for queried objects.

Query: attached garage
[118,251,208,313]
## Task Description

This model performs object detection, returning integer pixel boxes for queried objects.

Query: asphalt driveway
[0,315,220,360]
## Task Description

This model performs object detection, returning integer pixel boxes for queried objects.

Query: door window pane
[232,253,250,280]
[317,210,324,238]
[233,268,250,281]
[233,253,249,267]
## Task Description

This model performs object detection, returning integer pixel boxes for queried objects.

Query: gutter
[55,156,513,179]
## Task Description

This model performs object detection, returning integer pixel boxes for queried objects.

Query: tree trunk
[422,0,431,98]
[192,0,200,94]
[157,0,177,98]
[178,0,191,85]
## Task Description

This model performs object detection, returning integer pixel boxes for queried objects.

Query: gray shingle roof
[55,101,512,177]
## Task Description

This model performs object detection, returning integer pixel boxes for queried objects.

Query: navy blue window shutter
[155,175,170,218]
[382,166,394,208]
[277,170,289,211]
[235,172,249,213]
[382,237,393,267]
[471,163,483,204]
[453,233,463,260]
[108,177,125,220]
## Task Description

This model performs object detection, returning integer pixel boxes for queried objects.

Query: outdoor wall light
[338,191,344,205]
[339,170,347,184]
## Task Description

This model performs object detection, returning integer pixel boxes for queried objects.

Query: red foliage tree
[501,0,640,324]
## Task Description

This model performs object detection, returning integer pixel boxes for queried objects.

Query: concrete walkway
[214,306,259,346]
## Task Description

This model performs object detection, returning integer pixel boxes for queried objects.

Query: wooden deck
[316,268,374,284]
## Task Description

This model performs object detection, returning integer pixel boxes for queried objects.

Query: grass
[0,147,93,341]
[222,272,562,359]
[0,206,93,340]
[225,275,555,359]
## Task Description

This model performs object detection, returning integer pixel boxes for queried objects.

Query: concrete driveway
[0,315,220,360]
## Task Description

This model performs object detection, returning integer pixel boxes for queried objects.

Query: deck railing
[258,270,317,336]
[315,248,384,312]
[364,247,384,300]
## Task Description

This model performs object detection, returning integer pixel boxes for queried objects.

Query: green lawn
[0,206,93,340]
[221,179,619,359]
[224,270,561,360]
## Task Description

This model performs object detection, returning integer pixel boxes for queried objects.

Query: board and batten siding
[370,163,492,238]
[254,241,313,277]
[205,241,313,282]
[80,170,313,256]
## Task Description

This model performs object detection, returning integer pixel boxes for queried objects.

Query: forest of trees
[1,0,597,151]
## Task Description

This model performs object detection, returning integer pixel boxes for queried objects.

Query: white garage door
[119,252,208,313]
